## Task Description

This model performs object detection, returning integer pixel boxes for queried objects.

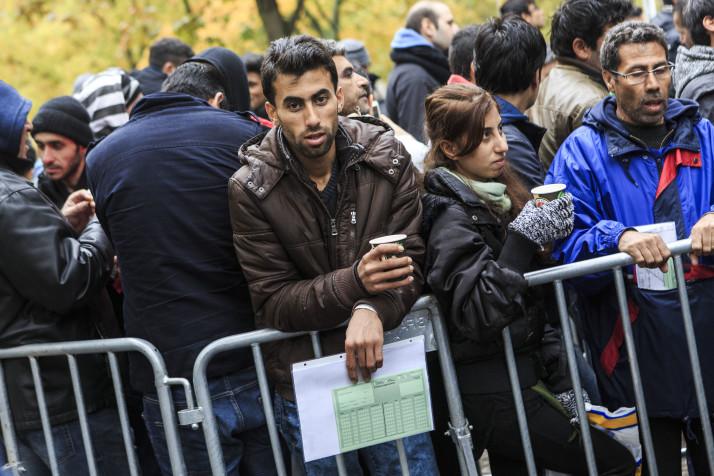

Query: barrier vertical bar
[193,362,225,476]
[66,355,98,476]
[502,327,537,476]
[673,256,714,473]
[396,438,410,476]
[553,281,598,476]
[612,268,658,476]
[251,343,288,476]
[309,332,349,476]
[428,299,479,476]
[29,357,59,476]
[107,353,140,476]
[0,363,22,476]
[153,370,187,475]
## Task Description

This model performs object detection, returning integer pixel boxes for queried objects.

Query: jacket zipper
[289,144,364,269]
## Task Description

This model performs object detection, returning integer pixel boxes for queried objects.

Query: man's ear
[162,62,177,75]
[207,92,225,109]
[572,38,593,62]
[265,102,279,125]
[602,69,615,93]
[78,145,88,159]
[420,17,437,41]
[336,86,345,114]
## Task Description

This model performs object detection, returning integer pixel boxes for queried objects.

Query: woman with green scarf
[421,84,636,475]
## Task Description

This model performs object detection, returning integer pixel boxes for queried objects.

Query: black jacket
[131,65,166,95]
[0,162,114,431]
[87,93,263,393]
[423,168,555,394]
[37,169,88,209]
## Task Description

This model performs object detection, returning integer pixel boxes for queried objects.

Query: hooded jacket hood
[390,28,434,49]
[674,45,714,98]
[582,95,701,158]
[188,47,251,112]
[0,81,31,160]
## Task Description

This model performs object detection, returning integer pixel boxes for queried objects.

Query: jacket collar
[495,96,547,151]
[130,92,213,119]
[424,167,489,209]
[238,116,404,200]
[556,56,606,87]
[582,95,702,158]
[447,74,471,85]
[495,96,528,124]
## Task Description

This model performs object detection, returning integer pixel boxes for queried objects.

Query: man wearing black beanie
[32,96,94,208]
[0,80,130,475]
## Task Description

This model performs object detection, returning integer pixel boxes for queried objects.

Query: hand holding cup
[357,234,414,293]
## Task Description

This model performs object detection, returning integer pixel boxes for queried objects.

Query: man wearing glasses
[548,21,714,474]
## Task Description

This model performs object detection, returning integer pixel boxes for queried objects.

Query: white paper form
[634,221,677,291]
[292,336,432,462]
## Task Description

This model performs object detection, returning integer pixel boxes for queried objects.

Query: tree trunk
[255,0,289,40]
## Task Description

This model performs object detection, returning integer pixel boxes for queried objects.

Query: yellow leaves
[1,0,585,115]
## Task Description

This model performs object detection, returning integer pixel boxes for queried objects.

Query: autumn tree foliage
[1,0,558,113]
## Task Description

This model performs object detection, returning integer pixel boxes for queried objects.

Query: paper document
[292,336,433,462]
[634,222,677,291]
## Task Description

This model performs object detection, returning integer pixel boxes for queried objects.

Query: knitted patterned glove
[508,193,574,246]
[555,388,591,424]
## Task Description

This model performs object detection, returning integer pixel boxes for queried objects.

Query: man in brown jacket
[228,35,437,475]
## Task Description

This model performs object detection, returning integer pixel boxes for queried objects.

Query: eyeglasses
[608,63,675,85]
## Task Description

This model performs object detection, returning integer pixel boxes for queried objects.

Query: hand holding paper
[345,308,384,383]
[618,229,671,273]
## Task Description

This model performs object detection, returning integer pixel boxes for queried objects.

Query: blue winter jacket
[86,93,263,393]
[495,96,546,190]
[547,96,714,417]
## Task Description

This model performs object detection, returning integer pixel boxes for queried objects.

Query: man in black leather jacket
[0,81,129,475]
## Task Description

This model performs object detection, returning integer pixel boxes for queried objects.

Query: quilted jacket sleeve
[425,203,539,343]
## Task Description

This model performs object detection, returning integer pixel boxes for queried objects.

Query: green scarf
[441,167,512,213]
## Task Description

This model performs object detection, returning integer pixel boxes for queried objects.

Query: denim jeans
[142,367,276,476]
[273,393,439,476]
[0,407,133,476]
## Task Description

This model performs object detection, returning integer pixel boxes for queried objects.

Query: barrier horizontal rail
[524,239,692,286]
[192,295,479,476]
[507,237,714,476]
[0,338,188,476]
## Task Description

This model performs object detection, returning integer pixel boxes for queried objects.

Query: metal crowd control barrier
[0,338,190,476]
[500,238,714,476]
[192,295,480,476]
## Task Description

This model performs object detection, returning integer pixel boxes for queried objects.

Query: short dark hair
[161,62,225,105]
[149,38,195,69]
[474,17,546,94]
[551,0,633,58]
[448,25,481,78]
[406,5,439,32]
[600,21,668,71]
[243,53,264,74]
[261,35,338,105]
[500,0,535,18]
[684,0,714,46]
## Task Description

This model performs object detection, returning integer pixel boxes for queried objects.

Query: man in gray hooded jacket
[675,0,714,122]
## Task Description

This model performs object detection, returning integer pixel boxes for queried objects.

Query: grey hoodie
[674,45,714,122]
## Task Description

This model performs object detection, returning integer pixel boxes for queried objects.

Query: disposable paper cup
[531,184,566,207]
[369,234,407,259]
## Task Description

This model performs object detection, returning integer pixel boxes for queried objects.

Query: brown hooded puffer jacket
[228,115,425,400]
